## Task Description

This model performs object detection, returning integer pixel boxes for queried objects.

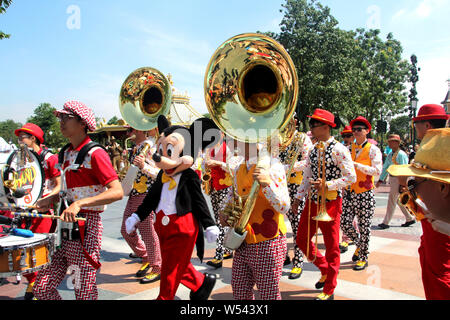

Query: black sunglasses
[342,134,353,138]
[352,127,366,132]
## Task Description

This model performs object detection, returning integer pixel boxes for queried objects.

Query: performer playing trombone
[292,109,356,300]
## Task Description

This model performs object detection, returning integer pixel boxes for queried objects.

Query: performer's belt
[60,213,86,241]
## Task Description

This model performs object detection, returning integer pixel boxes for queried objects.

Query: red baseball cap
[307,108,336,128]
[341,125,352,135]
[54,100,97,132]
[413,104,449,122]
[15,123,44,144]
[350,116,372,133]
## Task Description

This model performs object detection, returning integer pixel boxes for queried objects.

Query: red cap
[387,134,401,142]
[307,108,336,128]
[15,123,44,144]
[341,125,352,135]
[413,104,449,122]
[350,116,372,133]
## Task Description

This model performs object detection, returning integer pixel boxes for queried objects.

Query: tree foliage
[265,0,412,133]
[26,103,68,150]
[0,119,22,145]
[0,0,12,40]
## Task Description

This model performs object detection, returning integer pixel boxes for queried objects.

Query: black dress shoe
[190,273,216,300]
[129,253,140,259]
[401,220,416,227]
[140,273,161,284]
[135,263,150,277]
[206,259,223,269]
[378,223,390,230]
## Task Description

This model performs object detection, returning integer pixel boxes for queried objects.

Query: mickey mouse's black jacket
[135,168,216,262]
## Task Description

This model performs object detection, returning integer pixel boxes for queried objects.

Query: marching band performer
[292,109,356,300]
[220,141,290,300]
[278,116,313,279]
[120,126,162,283]
[14,123,61,300]
[204,132,234,269]
[388,104,450,300]
[34,101,123,300]
[340,116,382,271]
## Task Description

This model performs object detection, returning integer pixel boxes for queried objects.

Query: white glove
[125,213,141,234]
[205,225,220,243]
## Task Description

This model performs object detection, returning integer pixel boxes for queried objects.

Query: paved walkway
[0,184,426,301]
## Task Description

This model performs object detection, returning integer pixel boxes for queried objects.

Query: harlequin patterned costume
[224,154,290,300]
[295,137,356,296]
[33,136,118,300]
[341,140,382,265]
[120,138,161,276]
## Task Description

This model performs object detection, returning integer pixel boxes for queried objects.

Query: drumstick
[13,212,87,222]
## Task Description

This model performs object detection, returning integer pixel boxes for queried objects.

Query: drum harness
[56,141,105,270]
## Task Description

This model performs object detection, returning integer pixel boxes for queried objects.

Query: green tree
[107,116,119,125]
[0,119,22,144]
[0,0,12,40]
[270,0,362,131]
[353,29,411,124]
[27,103,68,150]
[388,115,411,140]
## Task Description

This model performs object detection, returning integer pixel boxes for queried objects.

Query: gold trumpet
[306,141,334,262]
[397,191,425,221]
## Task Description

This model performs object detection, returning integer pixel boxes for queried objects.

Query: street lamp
[411,98,418,145]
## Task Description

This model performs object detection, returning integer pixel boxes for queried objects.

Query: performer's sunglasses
[352,127,366,132]
[342,134,353,138]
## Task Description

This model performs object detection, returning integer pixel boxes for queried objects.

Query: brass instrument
[202,152,212,195]
[204,33,298,250]
[119,67,172,131]
[397,191,425,221]
[306,141,334,262]
[119,67,171,195]
[313,142,334,222]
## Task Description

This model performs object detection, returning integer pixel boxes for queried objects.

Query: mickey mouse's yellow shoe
[140,272,161,284]
[339,241,349,253]
[315,292,334,300]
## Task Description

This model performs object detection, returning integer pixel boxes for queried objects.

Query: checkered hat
[54,100,97,132]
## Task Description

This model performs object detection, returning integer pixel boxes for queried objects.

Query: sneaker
[315,292,334,300]
[288,267,303,280]
[140,272,161,284]
[353,260,368,271]
[206,259,223,269]
[352,248,360,262]
[135,263,150,277]
[315,274,327,289]
[339,241,349,253]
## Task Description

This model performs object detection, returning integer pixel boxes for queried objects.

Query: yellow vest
[350,142,375,194]
[236,163,287,244]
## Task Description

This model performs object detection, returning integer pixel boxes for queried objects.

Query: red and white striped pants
[121,193,161,273]
[33,212,102,300]
[231,234,287,300]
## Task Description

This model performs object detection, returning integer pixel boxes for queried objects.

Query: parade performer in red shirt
[33,101,123,300]
[13,123,61,299]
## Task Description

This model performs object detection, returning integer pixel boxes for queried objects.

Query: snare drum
[0,233,55,277]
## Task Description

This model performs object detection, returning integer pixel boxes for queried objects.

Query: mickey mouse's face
[152,115,221,177]
[154,131,193,176]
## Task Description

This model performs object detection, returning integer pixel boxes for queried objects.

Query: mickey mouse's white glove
[205,225,220,243]
[126,213,141,234]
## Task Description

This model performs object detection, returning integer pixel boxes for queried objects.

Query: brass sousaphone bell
[119,67,172,131]
[204,33,299,249]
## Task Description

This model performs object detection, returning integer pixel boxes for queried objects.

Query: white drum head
[0,233,48,248]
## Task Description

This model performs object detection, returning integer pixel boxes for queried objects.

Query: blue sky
[1,0,449,124]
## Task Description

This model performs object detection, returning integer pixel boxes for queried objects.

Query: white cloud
[392,0,450,21]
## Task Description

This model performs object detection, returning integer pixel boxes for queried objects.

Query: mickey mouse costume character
[126,115,220,300]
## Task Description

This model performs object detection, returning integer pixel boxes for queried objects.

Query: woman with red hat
[292,109,356,300]
[14,122,62,299]
[340,116,382,271]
